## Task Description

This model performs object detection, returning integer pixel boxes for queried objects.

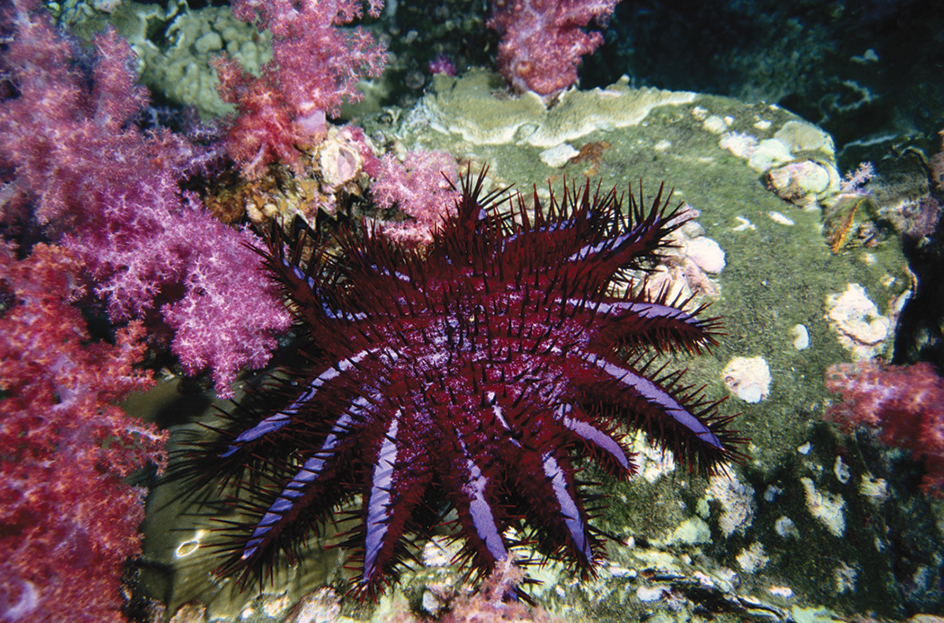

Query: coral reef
[826,359,944,494]
[0,0,291,397]
[0,243,166,623]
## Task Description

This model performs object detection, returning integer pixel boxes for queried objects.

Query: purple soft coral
[0,0,291,396]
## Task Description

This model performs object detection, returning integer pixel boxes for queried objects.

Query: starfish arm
[216,351,375,461]
[257,225,366,329]
[350,406,435,596]
[509,445,597,569]
[565,296,721,354]
[213,398,366,580]
[563,183,685,286]
[574,350,734,473]
[361,413,402,583]
[554,403,637,478]
[445,440,512,573]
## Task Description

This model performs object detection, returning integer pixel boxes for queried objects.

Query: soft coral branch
[217,0,387,177]
[488,0,621,99]
[0,242,165,623]
[371,150,459,245]
[826,360,944,494]
[0,0,291,396]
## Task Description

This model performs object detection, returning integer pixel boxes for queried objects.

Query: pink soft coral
[71,190,293,397]
[488,0,621,99]
[0,243,166,623]
[371,150,459,245]
[216,0,387,177]
[826,360,944,494]
[0,0,291,397]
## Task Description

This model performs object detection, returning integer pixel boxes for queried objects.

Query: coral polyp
[186,169,743,597]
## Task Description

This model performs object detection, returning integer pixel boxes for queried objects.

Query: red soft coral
[488,0,621,99]
[826,360,944,494]
[217,0,387,177]
[0,243,166,623]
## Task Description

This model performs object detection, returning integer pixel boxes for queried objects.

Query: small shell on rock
[768,211,795,226]
[791,324,809,350]
[685,236,726,274]
[822,194,879,254]
[319,127,369,188]
[722,356,771,403]
[764,160,836,206]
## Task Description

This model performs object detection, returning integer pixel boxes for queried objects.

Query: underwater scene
[1,1,943,622]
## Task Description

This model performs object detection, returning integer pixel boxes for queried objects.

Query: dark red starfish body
[191,171,742,597]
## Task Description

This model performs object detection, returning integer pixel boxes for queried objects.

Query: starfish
[185,170,743,597]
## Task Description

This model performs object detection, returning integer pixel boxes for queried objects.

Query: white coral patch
[539,143,579,168]
[747,138,794,172]
[704,115,731,134]
[722,356,771,403]
[825,283,890,359]
[834,562,858,594]
[685,237,726,273]
[774,516,800,539]
[859,475,889,505]
[719,131,758,158]
[736,542,769,573]
[768,585,794,599]
[834,456,851,484]
[705,473,755,537]
[636,586,670,602]
[633,431,677,483]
